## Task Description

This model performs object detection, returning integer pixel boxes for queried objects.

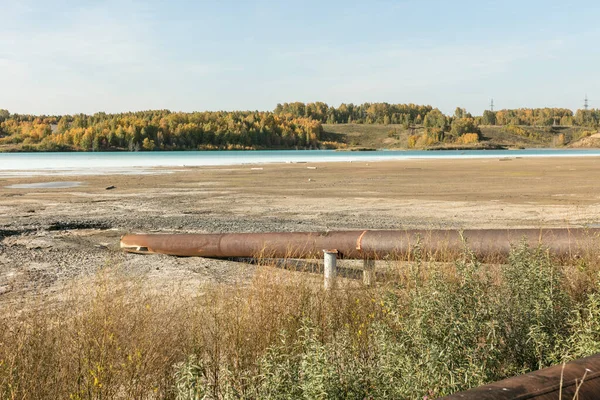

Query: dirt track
[1,157,600,307]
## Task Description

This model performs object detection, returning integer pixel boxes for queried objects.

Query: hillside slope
[323,124,594,150]
[569,132,600,148]
[321,123,410,149]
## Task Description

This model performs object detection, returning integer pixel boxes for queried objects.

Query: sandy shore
[1,157,600,307]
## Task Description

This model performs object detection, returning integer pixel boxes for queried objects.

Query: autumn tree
[142,137,155,151]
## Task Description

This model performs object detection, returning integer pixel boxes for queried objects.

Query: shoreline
[2,150,600,177]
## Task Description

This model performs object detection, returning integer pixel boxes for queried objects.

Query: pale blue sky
[1,0,599,115]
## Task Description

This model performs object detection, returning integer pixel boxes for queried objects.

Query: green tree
[481,110,496,125]
[453,107,465,119]
[559,115,573,126]
[574,109,599,127]
[0,109,9,122]
[80,130,93,150]
[57,117,70,133]
[451,118,480,137]
[423,109,447,130]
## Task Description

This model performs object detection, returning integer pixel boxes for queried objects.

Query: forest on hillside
[0,104,599,151]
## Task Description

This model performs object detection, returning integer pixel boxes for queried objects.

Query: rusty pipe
[440,352,600,399]
[120,228,600,259]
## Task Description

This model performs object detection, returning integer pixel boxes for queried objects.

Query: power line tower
[584,95,589,111]
[490,98,494,112]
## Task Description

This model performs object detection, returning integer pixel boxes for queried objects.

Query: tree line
[480,108,600,127]
[0,110,322,151]
[274,103,600,128]
[274,102,433,125]
[0,103,598,151]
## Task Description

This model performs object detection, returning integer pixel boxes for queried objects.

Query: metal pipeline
[440,352,600,400]
[120,228,600,259]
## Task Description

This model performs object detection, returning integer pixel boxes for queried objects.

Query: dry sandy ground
[1,156,600,308]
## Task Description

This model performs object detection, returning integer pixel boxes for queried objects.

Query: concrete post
[323,249,338,290]
[363,258,375,286]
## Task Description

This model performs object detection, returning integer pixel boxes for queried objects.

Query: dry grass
[0,266,380,399]
[2,243,600,399]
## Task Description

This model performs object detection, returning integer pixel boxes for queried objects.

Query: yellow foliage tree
[456,133,479,145]
[142,138,155,151]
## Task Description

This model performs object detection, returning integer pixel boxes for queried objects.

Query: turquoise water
[1,149,599,176]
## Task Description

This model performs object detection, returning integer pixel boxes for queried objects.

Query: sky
[1,0,600,116]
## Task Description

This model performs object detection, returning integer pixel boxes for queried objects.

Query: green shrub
[555,276,600,362]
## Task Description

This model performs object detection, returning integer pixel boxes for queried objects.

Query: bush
[555,277,600,362]
[456,133,479,144]
[172,243,600,398]
[319,141,346,150]
[142,137,156,151]
[505,125,528,137]
[504,125,543,140]
[407,134,419,148]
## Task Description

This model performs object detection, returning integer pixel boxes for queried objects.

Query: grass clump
[1,242,600,399]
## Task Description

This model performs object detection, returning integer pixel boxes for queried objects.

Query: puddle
[5,181,84,189]
[0,168,175,178]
